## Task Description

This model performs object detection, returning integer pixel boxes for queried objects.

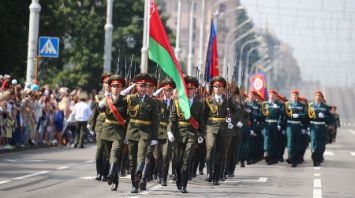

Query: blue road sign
[38,37,59,58]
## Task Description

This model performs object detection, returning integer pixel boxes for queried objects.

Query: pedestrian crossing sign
[38,37,59,58]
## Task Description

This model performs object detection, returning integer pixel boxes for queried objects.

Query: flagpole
[187,0,195,76]
[174,0,182,60]
[197,0,206,82]
[140,0,151,73]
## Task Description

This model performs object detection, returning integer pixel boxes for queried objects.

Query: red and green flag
[149,1,195,125]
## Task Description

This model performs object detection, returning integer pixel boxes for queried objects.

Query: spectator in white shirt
[70,91,92,148]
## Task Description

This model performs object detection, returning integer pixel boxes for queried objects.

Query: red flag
[250,72,267,100]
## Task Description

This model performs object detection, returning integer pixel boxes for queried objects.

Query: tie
[139,96,144,103]
[217,98,221,105]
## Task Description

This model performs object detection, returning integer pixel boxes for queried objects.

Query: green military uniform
[261,92,284,164]
[308,93,331,166]
[204,76,233,185]
[99,75,127,191]
[168,76,204,193]
[225,95,245,176]
[140,75,159,191]
[126,73,159,193]
[88,72,112,181]
[285,90,307,167]
[153,79,176,186]
[245,95,263,164]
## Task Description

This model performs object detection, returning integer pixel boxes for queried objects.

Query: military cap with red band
[211,76,227,88]
[185,76,199,88]
[160,78,176,89]
[101,72,112,82]
[291,89,300,95]
[133,73,152,85]
[108,74,126,87]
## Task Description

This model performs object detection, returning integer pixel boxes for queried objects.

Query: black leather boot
[130,174,138,193]
[95,159,102,181]
[175,167,182,190]
[107,162,118,185]
[181,170,188,193]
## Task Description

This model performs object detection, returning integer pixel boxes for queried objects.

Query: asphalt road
[1,123,355,198]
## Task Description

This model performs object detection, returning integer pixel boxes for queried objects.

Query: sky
[240,0,355,87]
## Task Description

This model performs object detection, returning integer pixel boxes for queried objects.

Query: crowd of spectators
[0,74,96,151]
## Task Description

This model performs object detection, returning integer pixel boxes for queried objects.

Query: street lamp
[244,44,267,88]
[222,25,254,77]
[103,0,114,72]
[236,37,262,87]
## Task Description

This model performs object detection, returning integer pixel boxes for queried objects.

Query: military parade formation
[87,71,340,194]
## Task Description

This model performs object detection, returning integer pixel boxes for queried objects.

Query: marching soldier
[276,94,288,162]
[168,76,204,193]
[298,96,310,164]
[98,74,128,191]
[245,90,263,165]
[284,89,307,167]
[153,78,175,186]
[238,91,252,167]
[126,73,159,193]
[88,72,111,181]
[225,86,245,176]
[204,76,233,185]
[140,75,158,190]
[260,90,284,165]
[308,90,331,166]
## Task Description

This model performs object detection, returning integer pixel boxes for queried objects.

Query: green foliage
[0,0,30,81]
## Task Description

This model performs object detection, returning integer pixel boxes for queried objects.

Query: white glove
[167,131,175,143]
[246,109,251,113]
[87,124,92,131]
[98,99,106,108]
[237,121,243,128]
[292,113,299,118]
[89,130,95,136]
[250,130,257,136]
[153,87,164,97]
[150,140,158,145]
[277,125,281,131]
[301,129,307,134]
[124,139,128,144]
[282,130,286,135]
[228,123,234,129]
[318,112,325,118]
[120,83,136,96]
[198,136,204,144]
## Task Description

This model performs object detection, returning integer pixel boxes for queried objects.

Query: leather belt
[287,120,301,124]
[265,119,278,123]
[208,117,225,122]
[178,121,192,126]
[105,119,121,125]
[310,121,326,125]
[130,119,152,125]
[160,122,168,127]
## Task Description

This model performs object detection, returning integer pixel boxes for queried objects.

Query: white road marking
[139,184,162,195]
[350,152,355,157]
[3,159,18,162]
[121,175,131,179]
[258,177,268,182]
[313,188,322,198]
[324,151,334,156]
[0,180,10,185]
[13,171,49,180]
[224,177,268,183]
[56,166,69,170]
[349,129,355,135]
[314,179,322,188]
[314,173,321,177]
[27,159,46,162]
[85,160,94,163]
[79,176,96,180]
[314,167,320,170]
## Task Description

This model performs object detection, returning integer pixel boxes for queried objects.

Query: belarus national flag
[148,0,198,127]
